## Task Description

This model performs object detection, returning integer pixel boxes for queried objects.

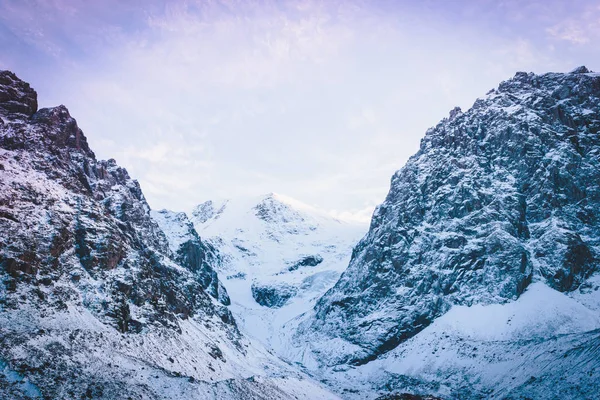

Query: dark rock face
[152,209,231,306]
[288,255,323,271]
[0,71,241,397]
[308,67,600,365]
[177,240,231,305]
[0,71,37,117]
[251,282,298,308]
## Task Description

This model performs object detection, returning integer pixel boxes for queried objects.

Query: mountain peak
[254,194,306,224]
[0,71,94,159]
[191,199,229,224]
[306,67,600,370]
[0,70,38,118]
[570,65,590,74]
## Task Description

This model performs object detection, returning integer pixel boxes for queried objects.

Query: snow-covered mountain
[0,70,339,400]
[289,67,600,399]
[183,193,368,357]
[4,63,600,400]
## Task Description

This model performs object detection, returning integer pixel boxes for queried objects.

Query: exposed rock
[0,71,338,400]
[448,106,462,121]
[288,254,324,271]
[305,68,600,368]
[0,70,37,117]
[151,209,231,305]
[570,65,591,74]
[251,281,298,308]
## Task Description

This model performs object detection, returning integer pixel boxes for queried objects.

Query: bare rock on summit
[0,70,37,117]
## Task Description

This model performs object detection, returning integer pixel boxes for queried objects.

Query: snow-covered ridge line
[157,193,368,381]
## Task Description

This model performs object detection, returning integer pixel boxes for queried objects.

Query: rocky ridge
[290,67,600,399]
[0,70,338,400]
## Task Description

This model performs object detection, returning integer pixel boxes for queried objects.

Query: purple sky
[1,0,599,221]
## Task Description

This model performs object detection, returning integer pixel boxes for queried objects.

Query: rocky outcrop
[305,67,600,366]
[152,209,231,306]
[288,255,324,271]
[0,71,338,400]
[0,71,37,117]
[251,281,298,308]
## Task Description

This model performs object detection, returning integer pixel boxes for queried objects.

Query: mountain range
[2,66,600,399]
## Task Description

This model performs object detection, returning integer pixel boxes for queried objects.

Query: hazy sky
[1,0,599,221]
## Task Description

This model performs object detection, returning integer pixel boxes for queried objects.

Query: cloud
[3,0,600,217]
[546,5,600,44]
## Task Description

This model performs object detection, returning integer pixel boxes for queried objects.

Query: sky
[1,0,599,222]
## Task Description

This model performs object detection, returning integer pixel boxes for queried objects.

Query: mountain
[184,193,367,357]
[4,64,600,400]
[0,71,339,399]
[291,67,600,399]
[151,209,230,306]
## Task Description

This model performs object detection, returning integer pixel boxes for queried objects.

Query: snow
[290,280,600,399]
[0,297,341,399]
[150,209,195,253]
[569,273,600,311]
[427,282,600,341]
[187,193,367,358]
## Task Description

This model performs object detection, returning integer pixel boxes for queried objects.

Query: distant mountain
[0,71,338,400]
[293,67,600,399]
[183,193,367,356]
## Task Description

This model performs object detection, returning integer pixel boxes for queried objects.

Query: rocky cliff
[0,71,338,400]
[292,67,600,399]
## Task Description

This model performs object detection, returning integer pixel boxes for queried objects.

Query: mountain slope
[0,70,338,400]
[186,194,367,357]
[151,209,230,306]
[304,283,600,400]
[293,67,600,398]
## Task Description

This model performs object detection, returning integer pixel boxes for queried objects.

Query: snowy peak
[254,192,344,225]
[190,193,352,244]
[192,193,334,230]
[191,199,228,225]
[253,193,313,228]
[182,193,367,367]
